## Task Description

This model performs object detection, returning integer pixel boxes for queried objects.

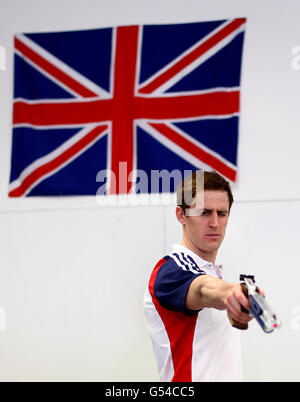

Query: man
[144,170,254,382]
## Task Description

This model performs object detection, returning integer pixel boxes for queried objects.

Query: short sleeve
[154,255,206,316]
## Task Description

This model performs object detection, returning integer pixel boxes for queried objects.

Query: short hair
[176,170,234,214]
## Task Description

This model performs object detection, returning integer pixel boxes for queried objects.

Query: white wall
[0,0,300,382]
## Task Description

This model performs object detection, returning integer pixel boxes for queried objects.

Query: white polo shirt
[144,244,243,382]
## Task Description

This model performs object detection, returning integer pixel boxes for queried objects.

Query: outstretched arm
[186,275,252,326]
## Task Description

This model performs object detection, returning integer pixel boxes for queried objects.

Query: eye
[218,211,228,217]
[201,210,209,216]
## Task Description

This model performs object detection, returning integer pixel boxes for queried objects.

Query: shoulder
[148,252,205,314]
[150,252,205,284]
[168,249,206,275]
[149,250,206,298]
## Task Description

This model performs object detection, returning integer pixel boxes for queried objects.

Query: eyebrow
[202,208,229,214]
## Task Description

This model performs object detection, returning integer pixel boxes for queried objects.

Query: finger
[227,302,252,324]
[256,286,265,296]
[226,296,252,324]
[229,288,253,322]
[238,287,251,311]
[237,295,251,313]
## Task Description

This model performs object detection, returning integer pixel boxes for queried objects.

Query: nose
[208,211,219,228]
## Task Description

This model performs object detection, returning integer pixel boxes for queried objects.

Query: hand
[224,284,253,326]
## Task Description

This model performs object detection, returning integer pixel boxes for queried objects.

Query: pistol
[230,274,281,333]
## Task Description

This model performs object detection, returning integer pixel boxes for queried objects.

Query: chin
[203,241,222,252]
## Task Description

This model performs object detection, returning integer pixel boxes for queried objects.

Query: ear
[176,206,186,225]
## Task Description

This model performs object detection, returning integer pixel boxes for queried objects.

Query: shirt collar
[171,244,223,278]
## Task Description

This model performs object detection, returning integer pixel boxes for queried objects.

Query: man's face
[180,190,230,257]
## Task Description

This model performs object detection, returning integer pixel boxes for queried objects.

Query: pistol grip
[228,282,249,330]
[240,283,249,314]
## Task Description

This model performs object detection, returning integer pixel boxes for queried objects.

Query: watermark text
[291,46,300,71]
[0,46,6,71]
[291,305,300,331]
[95,163,205,212]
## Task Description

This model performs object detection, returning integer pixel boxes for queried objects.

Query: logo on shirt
[171,252,206,275]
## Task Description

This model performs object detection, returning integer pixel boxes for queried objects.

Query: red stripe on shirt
[148,258,198,382]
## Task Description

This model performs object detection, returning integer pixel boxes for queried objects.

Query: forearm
[186,275,233,311]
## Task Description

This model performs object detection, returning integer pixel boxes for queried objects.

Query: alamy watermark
[291,305,300,331]
[0,46,6,71]
[291,46,300,71]
[95,163,204,214]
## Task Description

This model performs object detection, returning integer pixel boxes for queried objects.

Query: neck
[180,236,217,265]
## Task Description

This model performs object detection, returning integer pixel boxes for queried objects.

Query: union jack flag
[9,18,246,197]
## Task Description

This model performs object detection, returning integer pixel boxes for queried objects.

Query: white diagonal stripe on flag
[138,19,245,96]
[9,123,109,196]
[15,33,110,99]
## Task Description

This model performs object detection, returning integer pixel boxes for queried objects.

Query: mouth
[205,233,221,240]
